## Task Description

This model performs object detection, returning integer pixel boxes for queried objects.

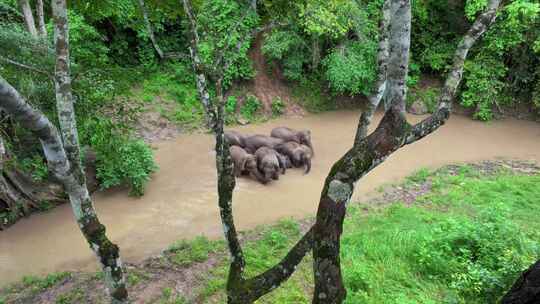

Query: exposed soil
[244,32,305,117]
[1,160,537,304]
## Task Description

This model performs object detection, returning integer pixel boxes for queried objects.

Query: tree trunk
[36,0,47,38]
[501,260,540,304]
[354,0,391,143]
[311,0,501,302]
[51,0,128,302]
[18,0,38,38]
[137,0,164,60]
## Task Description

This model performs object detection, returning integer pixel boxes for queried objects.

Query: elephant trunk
[303,155,311,174]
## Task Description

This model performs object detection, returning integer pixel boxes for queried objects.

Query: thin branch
[0,55,52,78]
[240,226,314,302]
[354,0,391,145]
[405,0,502,145]
[137,0,164,60]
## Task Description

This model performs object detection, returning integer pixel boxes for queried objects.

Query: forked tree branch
[182,1,316,303]
[405,0,501,144]
[311,0,502,302]
[354,0,391,145]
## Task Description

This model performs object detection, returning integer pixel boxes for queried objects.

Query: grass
[166,236,225,267]
[198,165,540,303]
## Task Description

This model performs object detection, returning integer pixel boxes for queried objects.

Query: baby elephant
[229,146,266,183]
[271,127,314,155]
[225,130,248,148]
[254,147,285,183]
[276,142,313,174]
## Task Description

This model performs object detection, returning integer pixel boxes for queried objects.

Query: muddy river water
[1,110,540,286]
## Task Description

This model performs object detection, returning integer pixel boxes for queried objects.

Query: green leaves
[323,40,377,96]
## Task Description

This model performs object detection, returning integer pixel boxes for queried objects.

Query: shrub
[241,95,262,120]
[271,97,285,117]
[80,118,157,196]
[415,204,538,302]
[323,40,377,96]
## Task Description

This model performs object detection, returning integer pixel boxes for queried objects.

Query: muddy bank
[1,110,540,286]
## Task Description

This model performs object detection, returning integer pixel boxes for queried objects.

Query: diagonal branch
[232,226,314,303]
[0,55,52,78]
[354,0,391,145]
[405,0,502,145]
[311,0,502,303]
[137,0,164,60]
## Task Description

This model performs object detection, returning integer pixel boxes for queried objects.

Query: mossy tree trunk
[17,0,37,38]
[311,0,502,302]
[50,0,129,302]
[183,1,316,303]
[36,0,47,38]
[183,0,502,302]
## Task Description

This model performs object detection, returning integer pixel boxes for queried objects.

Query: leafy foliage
[241,94,262,120]
[80,118,157,196]
[323,40,377,95]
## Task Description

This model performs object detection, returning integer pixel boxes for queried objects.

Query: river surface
[1,110,539,286]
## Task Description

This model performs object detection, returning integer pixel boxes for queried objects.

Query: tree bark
[137,0,164,60]
[51,0,128,302]
[36,0,47,38]
[311,0,501,302]
[18,0,38,37]
[354,0,391,144]
[183,1,316,303]
[501,260,540,304]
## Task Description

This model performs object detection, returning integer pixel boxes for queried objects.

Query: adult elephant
[224,130,249,148]
[270,127,314,155]
[229,145,267,183]
[275,142,313,174]
[243,134,284,154]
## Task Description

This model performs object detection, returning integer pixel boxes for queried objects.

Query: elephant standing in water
[270,127,314,155]
[229,145,267,183]
[275,141,313,174]
[225,130,249,148]
[243,134,284,154]
[254,146,285,183]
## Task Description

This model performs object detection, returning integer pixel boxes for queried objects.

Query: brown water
[1,110,539,286]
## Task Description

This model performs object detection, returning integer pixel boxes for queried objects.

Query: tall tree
[311,0,502,301]
[137,0,164,60]
[49,0,128,302]
[182,1,314,303]
[17,0,38,37]
[36,0,47,38]
[185,0,502,302]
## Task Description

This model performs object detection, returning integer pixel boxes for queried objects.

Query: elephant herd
[225,127,314,184]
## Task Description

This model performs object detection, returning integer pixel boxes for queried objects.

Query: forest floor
[1,159,539,304]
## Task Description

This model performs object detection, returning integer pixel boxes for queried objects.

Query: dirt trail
[1,110,540,286]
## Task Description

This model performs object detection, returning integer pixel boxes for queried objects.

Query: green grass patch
[199,169,540,303]
[21,272,71,293]
[166,236,225,267]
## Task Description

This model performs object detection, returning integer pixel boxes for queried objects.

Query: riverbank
[1,160,539,303]
[2,110,540,287]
